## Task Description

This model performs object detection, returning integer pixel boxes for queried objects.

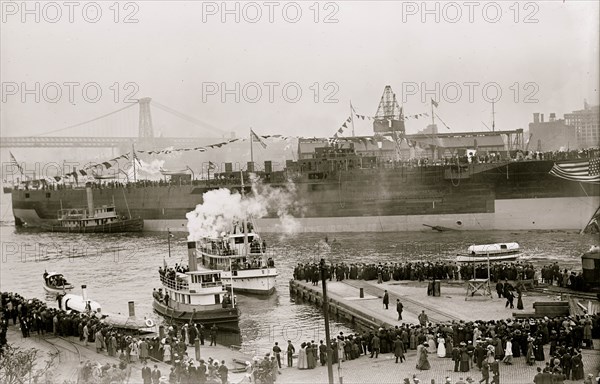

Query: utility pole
[492,101,496,132]
[320,258,334,384]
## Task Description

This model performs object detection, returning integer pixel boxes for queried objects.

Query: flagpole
[431,100,435,127]
[249,128,254,166]
[350,101,355,137]
[167,228,172,258]
[132,144,137,183]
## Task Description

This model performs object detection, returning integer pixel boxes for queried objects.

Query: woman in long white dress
[163,341,171,363]
[426,334,436,354]
[437,334,446,358]
[297,342,308,369]
[129,339,139,363]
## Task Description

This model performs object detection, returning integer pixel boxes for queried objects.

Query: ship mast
[249,128,254,166]
[131,143,137,183]
[350,101,356,137]
[240,170,249,258]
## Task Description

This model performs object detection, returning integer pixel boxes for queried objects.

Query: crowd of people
[0,291,232,384]
[295,261,543,285]
[294,260,591,292]
[279,314,599,383]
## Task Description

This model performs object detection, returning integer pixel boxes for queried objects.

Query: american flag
[549,158,600,184]
[250,129,267,149]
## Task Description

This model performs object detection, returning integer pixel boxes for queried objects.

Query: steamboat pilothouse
[196,220,278,295]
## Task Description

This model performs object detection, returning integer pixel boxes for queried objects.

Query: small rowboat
[456,242,521,263]
[43,272,74,294]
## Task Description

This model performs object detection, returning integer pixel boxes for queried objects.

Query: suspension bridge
[0,97,231,149]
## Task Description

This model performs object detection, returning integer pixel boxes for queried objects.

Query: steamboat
[196,222,278,295]
[152,242,240,328]
[39,187,143,233]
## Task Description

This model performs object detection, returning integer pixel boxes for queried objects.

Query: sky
[1,0,599,159]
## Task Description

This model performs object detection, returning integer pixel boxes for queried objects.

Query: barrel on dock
[427,281,441,297]
[359,288,364,298]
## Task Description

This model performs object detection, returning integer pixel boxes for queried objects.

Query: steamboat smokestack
[81,284,88,302]
[188,241,197,272]
[86,187,94,217]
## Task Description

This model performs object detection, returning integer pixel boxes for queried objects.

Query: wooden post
[320,259,334,384]
[195,338,201,361]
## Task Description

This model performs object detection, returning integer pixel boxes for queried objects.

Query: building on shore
[528,112,577,152]
[565,101,600,149]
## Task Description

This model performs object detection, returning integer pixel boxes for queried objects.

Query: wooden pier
[288,278,463,333]
[289,278,577,332]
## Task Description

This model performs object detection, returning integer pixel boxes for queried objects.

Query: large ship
[11,144,599,233]
[9,88,600,233]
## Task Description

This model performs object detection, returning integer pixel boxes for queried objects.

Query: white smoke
[121,159,166,181]
[138,159,166,175]
[186,174,303,240]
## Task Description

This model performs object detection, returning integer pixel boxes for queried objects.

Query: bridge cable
[151,100,227,136]
[33,103,137,136]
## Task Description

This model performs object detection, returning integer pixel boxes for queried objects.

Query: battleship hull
[11,160,600,232]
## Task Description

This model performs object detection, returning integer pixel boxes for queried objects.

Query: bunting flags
[330,116,353,140]
[352,112,429,121]
[251,129,267,149]
[431,99,439,108]
[132,148,142,166]
[41,135,295,182]
[208,161,216,170]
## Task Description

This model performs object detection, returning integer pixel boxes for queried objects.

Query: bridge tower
[373,85,405,137]
[138,97,154,139]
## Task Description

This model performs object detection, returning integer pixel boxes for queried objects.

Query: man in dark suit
[396,299,403,320]
[286,340,295,367]
[151,365,161,384]
[272,342,282,368]
[210,324,218,346]
[452,345,461,372]
[319,340,327,366]
[383,290,389,310]
[141,362,151,384]
[533,367,543,384]
[495,281,504,298]
[370,334,380,358]
[393,336,405,363]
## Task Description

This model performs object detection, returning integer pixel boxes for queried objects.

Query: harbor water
[0,193,597,356]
